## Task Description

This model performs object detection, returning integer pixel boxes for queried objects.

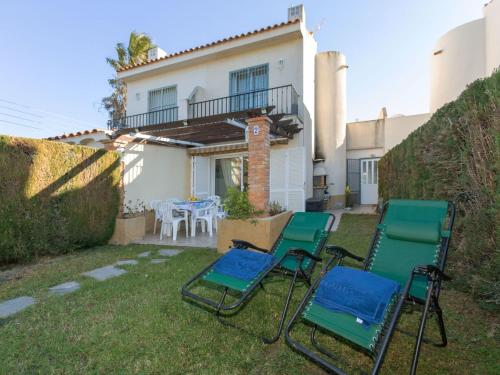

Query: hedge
[379,71,499,308]
[0,136,121,264]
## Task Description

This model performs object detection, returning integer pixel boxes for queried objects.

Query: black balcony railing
[189,85,299,119]
[107,85,301,130]
[107,106,178,130]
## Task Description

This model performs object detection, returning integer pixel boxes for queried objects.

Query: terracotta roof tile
[47,128,105,140]
[117,19,300,73]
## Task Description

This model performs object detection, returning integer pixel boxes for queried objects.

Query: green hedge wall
[379,71,499,308]
[0,135,121,264]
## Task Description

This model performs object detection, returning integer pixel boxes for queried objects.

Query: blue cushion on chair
[213,249,275,281]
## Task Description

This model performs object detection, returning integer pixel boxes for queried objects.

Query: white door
[360,158,379,205]
[192,156,210,198]
[270,147,305,212]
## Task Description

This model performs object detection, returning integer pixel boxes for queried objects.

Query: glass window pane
[367,160,373,184]
[373,160,378,184]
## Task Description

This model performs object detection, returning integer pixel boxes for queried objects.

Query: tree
[102,32,155,121]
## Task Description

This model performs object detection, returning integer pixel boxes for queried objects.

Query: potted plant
[109,199,146,245]
[345,185,353,210]
[216,188,292,253]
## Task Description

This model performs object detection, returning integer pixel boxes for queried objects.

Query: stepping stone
[115,259,138,266]
[158,249,182,257]
[137,251,151,258]
[150,259,166,264]
[82,266,127,281]
[49,281,80,295]
[0,296,36,318]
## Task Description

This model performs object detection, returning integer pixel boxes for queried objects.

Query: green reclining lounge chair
[181,212,334,343]
[285,199,455,375]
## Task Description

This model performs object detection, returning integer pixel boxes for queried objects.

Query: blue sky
[0,0,486,138]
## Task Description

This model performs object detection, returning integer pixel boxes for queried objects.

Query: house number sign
[253,125,260,136]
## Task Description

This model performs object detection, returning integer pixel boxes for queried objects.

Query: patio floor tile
[49,281,80,295]
[0,296,36,318]
[115,260,139,266]
[150,259,167,264]
[137,251,151,258]
[158,249,182,257]
[82,266,127,281]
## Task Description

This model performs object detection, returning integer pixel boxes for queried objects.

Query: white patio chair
[159,202,189,241]
[191,202,216,237]
[207,195,221,205]
[149,200,162,234]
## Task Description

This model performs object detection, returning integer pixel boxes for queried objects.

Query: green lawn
[0,214,498,374]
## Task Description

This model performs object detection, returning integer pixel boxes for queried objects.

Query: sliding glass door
[214,156,248,198]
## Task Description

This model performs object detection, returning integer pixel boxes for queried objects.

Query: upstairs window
[229,64,268,112]
[148,86,177,124]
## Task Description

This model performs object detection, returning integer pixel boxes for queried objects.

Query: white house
[49,2,500,210]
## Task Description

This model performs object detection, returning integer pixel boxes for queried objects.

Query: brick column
[246,116,271,212]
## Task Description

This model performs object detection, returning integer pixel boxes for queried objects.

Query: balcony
[108,85,300,131]
[188,84,299,120]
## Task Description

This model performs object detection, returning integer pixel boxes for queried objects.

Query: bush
[268,201,285,216]
[0,136,121,264]
[223,187,256,220]
[379,71,499,308]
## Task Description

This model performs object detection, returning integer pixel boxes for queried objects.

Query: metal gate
[346,159,360,205]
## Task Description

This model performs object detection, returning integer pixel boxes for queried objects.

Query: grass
[0,214,498,374]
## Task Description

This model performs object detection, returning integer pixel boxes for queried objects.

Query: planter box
[216,210,293,254]
[109,215,146,245]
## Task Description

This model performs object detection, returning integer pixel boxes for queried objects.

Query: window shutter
[270,147,305,212]
[192,156,210,198]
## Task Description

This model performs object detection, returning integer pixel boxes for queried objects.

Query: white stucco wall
[384,113,430,150]
[121,143,189,206]
[53,132,190,208]
[314,51,347,198]
[485,0,500,75]
[430,19,486,112]
[346,112,430,157]
[122,36,304,122]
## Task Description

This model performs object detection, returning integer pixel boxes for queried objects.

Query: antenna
[312,18,326,35]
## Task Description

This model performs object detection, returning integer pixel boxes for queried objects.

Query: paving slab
[137,251,151,258]
[82,266,127,281]
[0,296,36,318]
[49,281,80,295]
[158,249,182,257]
[150,259,167,264]
[115,259,138,266]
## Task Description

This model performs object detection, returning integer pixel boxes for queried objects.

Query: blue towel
[213,249,275,281]
[313,266,400,327]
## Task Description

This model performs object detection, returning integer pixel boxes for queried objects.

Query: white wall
[485,0,500,75]
[430,19,486,112]
[346,113,430,157]
[54,132,190,209]
[384,113,430,150]
[122,143,189,206]
[123,38,304,121]
[430,0,500,112]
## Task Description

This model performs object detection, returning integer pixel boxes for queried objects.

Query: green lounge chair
[285,199,455,374]
[181,212,335,343]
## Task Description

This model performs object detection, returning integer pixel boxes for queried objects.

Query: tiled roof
[47,128,106,140]
[117,19,300,73]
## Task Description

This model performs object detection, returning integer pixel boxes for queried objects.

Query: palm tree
[102,32,155,122]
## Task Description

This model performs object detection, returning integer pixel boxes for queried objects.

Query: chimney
[288,4,305,23]
[147,47,167,61]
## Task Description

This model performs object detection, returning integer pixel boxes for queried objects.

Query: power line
[0,119,42,130]
[0,98,103,129]
[0,112,40,123]
[0,105,43,118]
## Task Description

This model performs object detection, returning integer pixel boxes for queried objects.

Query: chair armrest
[414,265,451,281]
[231,239,269,253]
[325,245,364,262]
[286,248,322,263]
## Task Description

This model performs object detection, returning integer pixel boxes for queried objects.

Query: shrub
[268,201,285,216]
[223,187,255,220]
[379,71,499,308]
[0,136,121,264]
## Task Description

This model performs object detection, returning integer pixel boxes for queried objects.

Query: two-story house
[52,5,350,213]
